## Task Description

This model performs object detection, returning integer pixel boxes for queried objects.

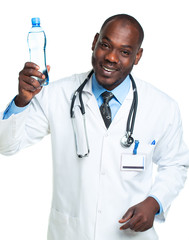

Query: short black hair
[100,14,144,46]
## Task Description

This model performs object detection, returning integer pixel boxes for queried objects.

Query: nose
[105,49,119,64]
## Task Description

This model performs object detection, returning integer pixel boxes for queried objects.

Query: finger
[120,219,131,230]
[46,65,50,72]
[133,220,150,232]
[21,76,41,89]
[120,210,142,231]
[128,216,143,231]
[21,68,45,79]
[24,62,40,70]
[120,216,141,231]
[119,209,134,223]
[20,80,41,92]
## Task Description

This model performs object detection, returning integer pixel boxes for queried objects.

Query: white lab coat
[0,72,189,240]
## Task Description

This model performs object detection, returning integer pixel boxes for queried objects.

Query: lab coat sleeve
[0,89,49,156]
[149,101,189,222]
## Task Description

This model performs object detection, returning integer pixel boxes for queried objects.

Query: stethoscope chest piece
[120,134,134,148]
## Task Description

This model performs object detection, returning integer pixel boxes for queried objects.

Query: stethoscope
[70,69,138,158]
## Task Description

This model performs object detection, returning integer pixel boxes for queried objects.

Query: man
[0,14,188,240]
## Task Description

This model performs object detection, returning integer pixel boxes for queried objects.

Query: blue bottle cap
[31,17,40,26]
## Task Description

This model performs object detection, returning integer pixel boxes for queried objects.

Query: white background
[0,0,189,239]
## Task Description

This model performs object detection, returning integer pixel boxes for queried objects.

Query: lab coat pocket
[47,208,87,240]
[121,142,155,179]
[137,142,155,171]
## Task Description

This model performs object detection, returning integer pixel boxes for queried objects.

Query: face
[92,19,143,90]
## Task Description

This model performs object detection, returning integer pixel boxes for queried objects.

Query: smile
[102,65,117,72]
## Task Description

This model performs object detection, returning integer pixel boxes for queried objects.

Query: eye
[121,50,130,56]
[100,41,110,49]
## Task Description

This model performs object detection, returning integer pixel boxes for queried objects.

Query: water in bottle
[27,17,49,86]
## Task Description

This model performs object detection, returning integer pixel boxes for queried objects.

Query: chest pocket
[120,142,155,179]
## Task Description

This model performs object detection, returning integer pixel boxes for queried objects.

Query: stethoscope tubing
[126,74,138,136]
[70,70,94,117]
[70,70,138,150]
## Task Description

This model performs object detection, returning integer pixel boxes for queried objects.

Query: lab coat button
[98,210,102,214]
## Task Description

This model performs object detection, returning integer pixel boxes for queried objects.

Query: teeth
[103,66,116,72]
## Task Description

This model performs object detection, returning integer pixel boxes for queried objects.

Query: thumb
[119,208,134,223]
[47,65,50,73]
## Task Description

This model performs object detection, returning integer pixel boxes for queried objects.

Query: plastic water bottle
[27,17,49,86]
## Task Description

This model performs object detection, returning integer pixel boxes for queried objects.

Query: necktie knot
[101,91,114,104]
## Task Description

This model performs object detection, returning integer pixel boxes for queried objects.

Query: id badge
[121,154,145,171]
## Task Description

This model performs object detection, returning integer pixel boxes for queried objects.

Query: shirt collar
[92,74,131,104]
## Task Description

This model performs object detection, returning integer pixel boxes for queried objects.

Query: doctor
[0,14,189,240]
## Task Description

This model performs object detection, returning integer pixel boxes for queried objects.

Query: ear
[134,48,143,65]
[92,33,99,51]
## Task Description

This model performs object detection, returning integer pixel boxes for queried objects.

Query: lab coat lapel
[82,77,105,127]
[110,84,133,127]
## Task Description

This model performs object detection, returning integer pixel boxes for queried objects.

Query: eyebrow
[102,36,133,49]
